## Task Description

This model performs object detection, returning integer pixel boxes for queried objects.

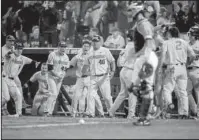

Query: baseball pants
[31,91,50,116]
[72,76,90,115]
[162,65,189,115]
[109,67,138,117]
[86,75,113,116]
[2,77,22,115]
[187,68,199,115]
[45,78,63,115]
[14,76,29,107]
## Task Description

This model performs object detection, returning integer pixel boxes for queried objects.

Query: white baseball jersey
[30,71,51,93]
[47,50,70,78]
[2,45,14,63]
[84,46,115,75]
[189,40,199,67]
[70,49,91,78]
[2,54,32,77]
[162,38,196,65]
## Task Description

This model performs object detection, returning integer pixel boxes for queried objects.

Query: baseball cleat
[22,103,31,108]
[178,115,189,119]
[133,119,151,126]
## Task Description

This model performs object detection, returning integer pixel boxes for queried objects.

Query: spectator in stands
[191,3,199,24]
[18,1,40,39]
[104,27,125,49]
[59,2,76,42]
[15,30,28,48]
[29,26,41,48]
[157,7,170,26]
[40,1,60,47]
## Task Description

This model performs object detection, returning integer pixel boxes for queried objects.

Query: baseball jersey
[162,38,196,65]
[3,54,32,77]
[84,46,115,75]
[70,49,91,77]
[30,71,51,93]
[122,42,136,69]
[2,45,14,63]
[47,50,70,78]
[189,40,199,67]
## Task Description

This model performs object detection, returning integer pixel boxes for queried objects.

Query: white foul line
[2,121,130,129]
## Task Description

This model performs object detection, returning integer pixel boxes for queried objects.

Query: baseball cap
[6,35,15,41]
[58,41,67,47]
[92,35,101,42]
[15,40,24,49]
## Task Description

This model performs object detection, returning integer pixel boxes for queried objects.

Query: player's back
[164,38,189,64]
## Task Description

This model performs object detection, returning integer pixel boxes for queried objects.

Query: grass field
[2,116,199,139]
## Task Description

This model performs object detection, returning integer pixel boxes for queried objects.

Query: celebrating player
[23,63,53,116]
[2,40,40,117]
[109,31,138,119]
[1,35,15,115]
[46,41,70,116]
[158,26,197,119]
[82,35,116,117]
[187,25,199,118]
[70,36,92,117]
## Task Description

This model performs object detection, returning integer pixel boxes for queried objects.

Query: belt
[93,73,108,77]
[2,75,14,80]
[187,66,199,70]
[81,75,89,78]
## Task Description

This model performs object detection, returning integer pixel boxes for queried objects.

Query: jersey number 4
[99,59,105,65]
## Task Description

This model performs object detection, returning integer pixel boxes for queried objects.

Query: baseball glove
[138,62,154,79]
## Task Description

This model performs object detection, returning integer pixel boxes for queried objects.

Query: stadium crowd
[2,1,198,48]
[1,0,199,126]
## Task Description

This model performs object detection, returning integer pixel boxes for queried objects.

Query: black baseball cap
[6,35,15,41]
[92,35,101,42]
[58,41,67,47]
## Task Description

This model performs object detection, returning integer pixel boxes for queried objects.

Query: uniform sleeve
[70,55,78,67]
[137,20,154,40]
[47,52,54,65]
[23,56,33,64]
[117,36,125,48]
[30,72,39,83]
[186,43,196,58]
[106,49,115,63]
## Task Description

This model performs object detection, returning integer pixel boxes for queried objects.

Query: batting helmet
[138,62,154,79]
[188,26,199,38]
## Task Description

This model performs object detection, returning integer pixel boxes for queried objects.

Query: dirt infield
[2,116,199,139]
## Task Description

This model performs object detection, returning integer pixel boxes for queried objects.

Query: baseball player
[82,35,116,117]
[70,36,92,117]
[2,40,40,117]
[158,26,197,119]
[109,30,138,119]
[46,41,70,116]
[127,4,156,58]
[23,63,52,116]
[187,26,199,118]
[1,35,15,115]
